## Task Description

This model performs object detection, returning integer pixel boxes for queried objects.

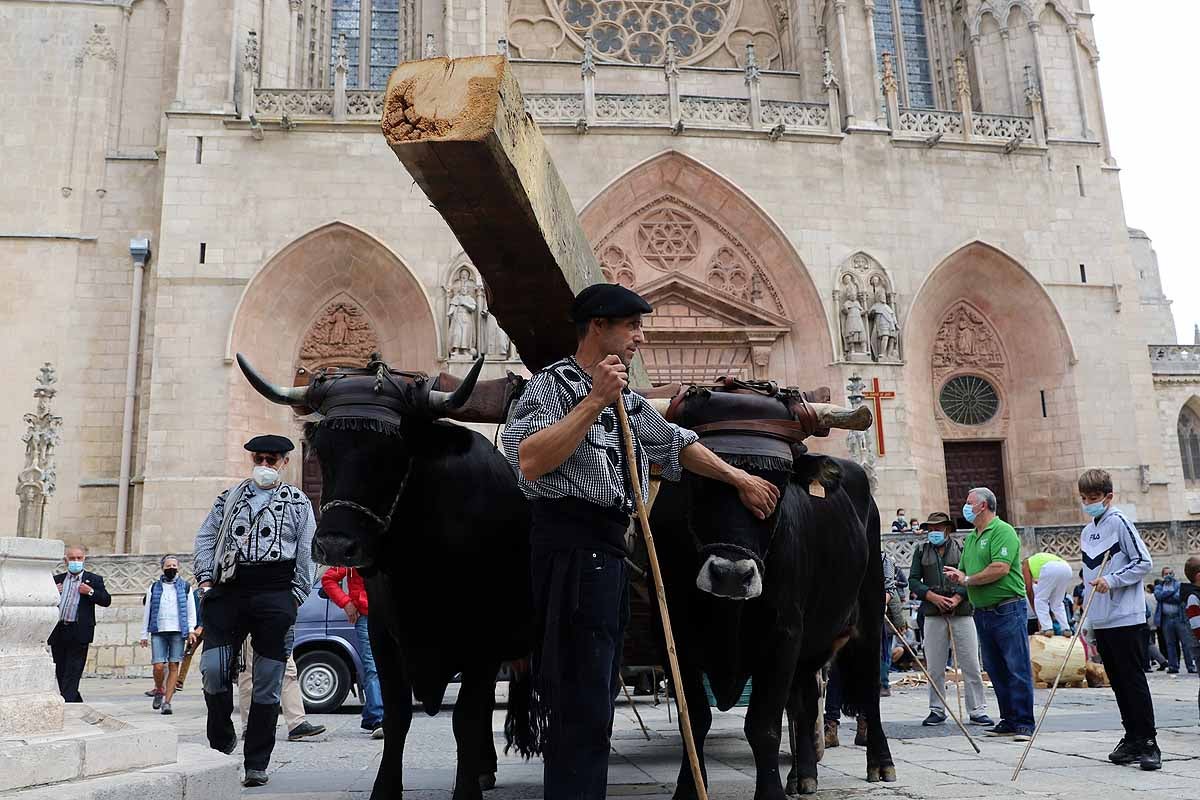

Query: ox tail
[503,660,545,759]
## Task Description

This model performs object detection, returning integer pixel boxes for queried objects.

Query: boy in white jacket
[1078,469,1157,771]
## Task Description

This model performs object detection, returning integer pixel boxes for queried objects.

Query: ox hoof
[478,773,497,792]
[798,777,818,795]
[881,766,897,782]
[866,766,881,783]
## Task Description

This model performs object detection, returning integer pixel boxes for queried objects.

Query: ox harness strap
[320,458,414,532]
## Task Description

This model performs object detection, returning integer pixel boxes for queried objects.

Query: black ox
[238,353,539,800]
[649,384,895,799]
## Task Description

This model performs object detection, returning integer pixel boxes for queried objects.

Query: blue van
[292,583,367,713]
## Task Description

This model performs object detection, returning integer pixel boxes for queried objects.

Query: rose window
[554,0,741,65]
[939,375,1000,426]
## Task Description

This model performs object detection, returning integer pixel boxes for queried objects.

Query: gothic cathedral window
[1177,405,1200,483]
[321,0,402,89]
[873,0,935,109]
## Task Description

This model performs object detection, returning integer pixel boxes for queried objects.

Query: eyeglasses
[252,454,282,466]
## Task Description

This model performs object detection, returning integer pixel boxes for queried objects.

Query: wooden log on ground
[1029,634,1086,688]
[381,56,615,374]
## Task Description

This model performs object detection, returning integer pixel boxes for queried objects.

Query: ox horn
[236,353,309,406]
[647,398,672,417]
[810,402,873,432]
[427,353,485,414]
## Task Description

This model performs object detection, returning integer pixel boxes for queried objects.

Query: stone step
[0,743,240,800]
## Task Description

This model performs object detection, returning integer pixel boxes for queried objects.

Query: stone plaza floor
[76,669,1200,799]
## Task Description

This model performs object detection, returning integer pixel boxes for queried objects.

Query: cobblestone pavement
[79,669,1199,799]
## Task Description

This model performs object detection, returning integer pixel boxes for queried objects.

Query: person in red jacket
[321,567,384,737]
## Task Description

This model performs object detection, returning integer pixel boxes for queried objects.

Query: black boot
[1137,738,1161,771]
[1108,737,1137,765]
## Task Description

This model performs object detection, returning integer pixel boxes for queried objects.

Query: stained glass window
[330,0,361,88]
[370,0,400,89]
[939,375,1000,426]
[873,0,935,109]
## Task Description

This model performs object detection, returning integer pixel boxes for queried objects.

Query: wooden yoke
[381,55,647,384]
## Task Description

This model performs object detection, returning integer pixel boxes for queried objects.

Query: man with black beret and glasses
[193,434,316,787]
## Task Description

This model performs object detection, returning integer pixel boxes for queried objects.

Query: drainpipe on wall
[115,238,151,554]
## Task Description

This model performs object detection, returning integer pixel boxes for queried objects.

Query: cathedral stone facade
[4,0,1197,565]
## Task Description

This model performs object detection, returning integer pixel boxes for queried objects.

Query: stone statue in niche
[446,267,479,358]
[867,274,901,361]
[479,283,514,359]
[839,274,868,359]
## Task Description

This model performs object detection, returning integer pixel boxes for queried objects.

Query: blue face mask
[66,561,84,574]
[1082,501,1106,519]
[962,503,977,524]
[927,531,946,546]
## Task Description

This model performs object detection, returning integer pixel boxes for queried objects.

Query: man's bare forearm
[518,396,607,481]
[680,442,745,487]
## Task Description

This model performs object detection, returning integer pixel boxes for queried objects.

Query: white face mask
[252,465,280,488]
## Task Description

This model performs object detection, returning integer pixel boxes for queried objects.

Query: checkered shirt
[501,356,698,514]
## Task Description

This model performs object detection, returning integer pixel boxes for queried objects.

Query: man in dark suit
[49,544,112,702]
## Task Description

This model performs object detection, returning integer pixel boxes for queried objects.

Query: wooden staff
[1012,552,1110,781]
[884,615,981,754]
[620,675,652,741]
[615,399,709,800]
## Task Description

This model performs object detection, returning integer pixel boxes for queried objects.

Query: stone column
[969,34,984,112]
[955,55,973,140]
[1089,55,1114,165]
[745,43,762,131]
[833,0,856,126]
[881,51,899,131]
[1028,21,1050,135]
[999,27,1018,113]
[0,537,66,737]
[1025,65,1045,147]
[287,0,302,85]
[240,30,259,121]
[333,33,348,121]
[864,0,884,125]
[1065,24,1092,138]
[16,364,62,539]
[665,41,681,130]
[581,34,596,127]
[823,47,842,134]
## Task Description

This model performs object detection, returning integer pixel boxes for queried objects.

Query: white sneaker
[371,726,384,740]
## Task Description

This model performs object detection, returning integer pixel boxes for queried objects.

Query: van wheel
[296,650,352,714]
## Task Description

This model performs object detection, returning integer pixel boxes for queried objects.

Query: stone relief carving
[932,302,1005,373]
[599,244,637,287]
[16,363,62,538]
[835,253,900,363]
[78,23,117,65]
[507,0,783,68]
[637,207,700,271]
[299,299,380,367]
[443,262,517,361]
[706,246,755,301]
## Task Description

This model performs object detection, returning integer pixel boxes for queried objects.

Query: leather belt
[975,597,1024,612]
[691,419,813,445]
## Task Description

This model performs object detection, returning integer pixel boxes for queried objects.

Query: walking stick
[620,675,652,741]
[883,615,981,754]
[944,616,965,723]
[615,399,709,800]
[1012,553,1111,781]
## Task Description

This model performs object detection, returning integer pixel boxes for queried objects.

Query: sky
[1090,2,1199,344]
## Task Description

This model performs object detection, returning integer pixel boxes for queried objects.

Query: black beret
[570,283,653,322]
[244,434,295,454]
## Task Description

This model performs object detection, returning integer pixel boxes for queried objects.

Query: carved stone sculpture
[446,267,480,358]
[16,363,62,538]
[933,302,1005,372]
[845,375,878,493]
[299,299,379,366]
[479,284,514,359]
[867,274,900,361]
[839,274,867,358]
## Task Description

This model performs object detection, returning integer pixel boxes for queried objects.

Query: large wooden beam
[382,55,616,375]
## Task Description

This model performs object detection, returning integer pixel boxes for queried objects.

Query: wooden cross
[861,377,895,456]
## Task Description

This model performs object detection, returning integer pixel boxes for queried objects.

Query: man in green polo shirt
[943,487,1035,739]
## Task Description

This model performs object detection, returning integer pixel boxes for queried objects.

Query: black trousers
[533,547,629,800]
[199,579,297,771]
[50,634,89,703]
[1094,624,1156,741]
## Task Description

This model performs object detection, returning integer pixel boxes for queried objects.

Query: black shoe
[1108,737,1138,765]
[879,686,891,697]
[243,769,269,787]
[215,735,237,756]
[287,721,326,741]
[985,721,1018,737]
[1137,738,1162,771]
[922,711,946,726]
[969,714,995,726]
[1166,668,1179,674]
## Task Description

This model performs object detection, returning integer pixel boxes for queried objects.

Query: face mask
[162,568,178,581]
[962,503,977,524]
[1082,501,1106,519]
[66,561,84,574]
[252,465,279,488]
[927,531,946,546]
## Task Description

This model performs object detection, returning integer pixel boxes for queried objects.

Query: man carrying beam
[500,284,780,798]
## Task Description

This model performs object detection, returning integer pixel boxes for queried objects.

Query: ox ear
[237,353,310,406]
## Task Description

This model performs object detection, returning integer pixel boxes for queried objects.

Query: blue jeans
[880,629,893,688]
[974,599,1035,730]
[1162,616,1198,672]
[355,616,384,727]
